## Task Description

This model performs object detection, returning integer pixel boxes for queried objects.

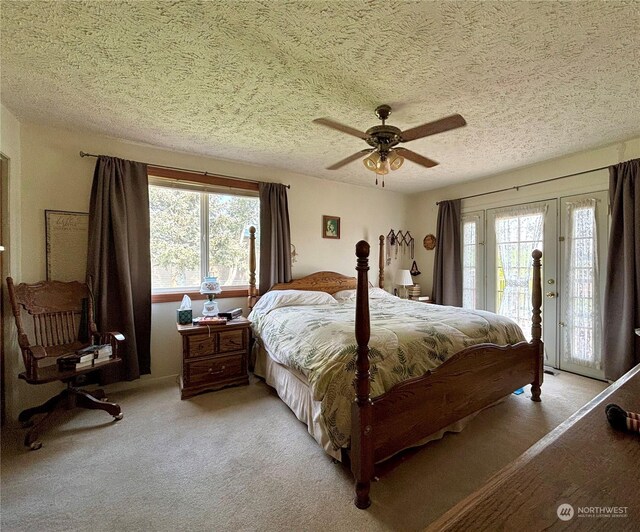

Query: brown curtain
[87,156,151,380]
[602,158,640,381]
[432,199,462,306]
[259,183,292,294]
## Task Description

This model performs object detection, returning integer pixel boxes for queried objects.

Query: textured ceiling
[1,1,639,193]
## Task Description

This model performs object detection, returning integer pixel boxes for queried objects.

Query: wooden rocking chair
[7,277,124,450]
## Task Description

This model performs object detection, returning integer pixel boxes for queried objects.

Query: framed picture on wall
[45,210,89,281]
[322,215,340,239]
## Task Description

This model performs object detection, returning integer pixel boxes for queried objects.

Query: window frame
[148,166,259,304]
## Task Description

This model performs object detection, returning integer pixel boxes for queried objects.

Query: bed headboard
[247,227,385,309]
[270,271,356,294]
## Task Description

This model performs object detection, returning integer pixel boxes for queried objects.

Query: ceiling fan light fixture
[388,149,404,171]
[375,157,390,175]
[363,151,381,171]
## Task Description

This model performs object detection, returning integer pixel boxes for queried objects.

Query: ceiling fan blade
[326,149,374,170]
[313,118,369,140]
[400,114,466,142]
[395,148,439,168]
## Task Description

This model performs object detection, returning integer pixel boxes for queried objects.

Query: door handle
[546,292,557,298]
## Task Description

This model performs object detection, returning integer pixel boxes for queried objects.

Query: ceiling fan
[313,105,466,186]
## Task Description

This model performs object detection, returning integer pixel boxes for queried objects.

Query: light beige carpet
[1,371,606,532]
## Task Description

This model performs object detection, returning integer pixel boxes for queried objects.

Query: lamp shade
[394,269,414,287]
[200,276,221,294]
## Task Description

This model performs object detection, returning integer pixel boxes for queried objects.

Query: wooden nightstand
[177,317,251,399]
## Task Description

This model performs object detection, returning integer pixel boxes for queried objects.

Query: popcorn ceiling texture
[1,1,639,193]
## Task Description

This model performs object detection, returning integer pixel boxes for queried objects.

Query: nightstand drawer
[184,354,245,386]
[187,335,216,358]
[217,329,246,354]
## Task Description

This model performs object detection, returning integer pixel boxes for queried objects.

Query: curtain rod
[79,151,290,189]
[436,164,610,205]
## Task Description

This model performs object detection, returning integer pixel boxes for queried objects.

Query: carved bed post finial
[378,235,385,289]
[352,240,373,509]
[248,226,257,310]
[530,249,543,402]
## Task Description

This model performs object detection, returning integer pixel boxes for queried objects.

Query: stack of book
[57,344,113,371]
[408,284,422,299]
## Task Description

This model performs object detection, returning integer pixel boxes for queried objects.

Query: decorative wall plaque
[45,210,89,281]
[423,234,436,250]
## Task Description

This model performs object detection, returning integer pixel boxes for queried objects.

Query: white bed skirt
[253,342,499,463]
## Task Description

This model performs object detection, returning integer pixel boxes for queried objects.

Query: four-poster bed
[247,228,544,509]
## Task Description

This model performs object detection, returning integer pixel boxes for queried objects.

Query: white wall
[6,121,407,417]
[1,103,23,421]
[408,137,640,296]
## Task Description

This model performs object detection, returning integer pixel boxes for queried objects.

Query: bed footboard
[371,341,540,462]
[350,242,543,509]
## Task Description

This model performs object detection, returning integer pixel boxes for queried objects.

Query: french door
[486,200,558,363]
[557,192,607,380]
[481,193,607,380]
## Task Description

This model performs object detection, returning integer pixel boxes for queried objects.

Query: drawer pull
[208,365,226,375]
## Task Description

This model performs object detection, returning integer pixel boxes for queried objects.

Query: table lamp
[200,276,222,316]
[394,269,414,299]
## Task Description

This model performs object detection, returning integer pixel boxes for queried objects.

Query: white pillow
[333,287,394,301]
[250,289,337,315]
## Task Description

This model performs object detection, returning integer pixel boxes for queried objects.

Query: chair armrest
[29,345,48,360]
[94,331,125,358]
[94,331,125,344]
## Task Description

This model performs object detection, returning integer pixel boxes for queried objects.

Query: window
[149,170,259,300]
[461,211,484,310]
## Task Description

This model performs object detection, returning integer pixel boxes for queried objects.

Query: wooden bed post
[352,240,373,509]
[248,226,257,310]
[530,249,543,402]
[378,235,385,289]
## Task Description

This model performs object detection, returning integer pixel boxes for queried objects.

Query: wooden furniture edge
[424,363,640,532]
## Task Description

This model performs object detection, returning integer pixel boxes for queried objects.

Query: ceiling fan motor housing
[365,125,402,151]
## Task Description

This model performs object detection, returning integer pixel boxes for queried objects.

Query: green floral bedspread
[250,298,525,449]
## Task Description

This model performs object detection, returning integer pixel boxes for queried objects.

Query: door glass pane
[494,207,545,340]
[562,199,601,370]
[462,220,477,309]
